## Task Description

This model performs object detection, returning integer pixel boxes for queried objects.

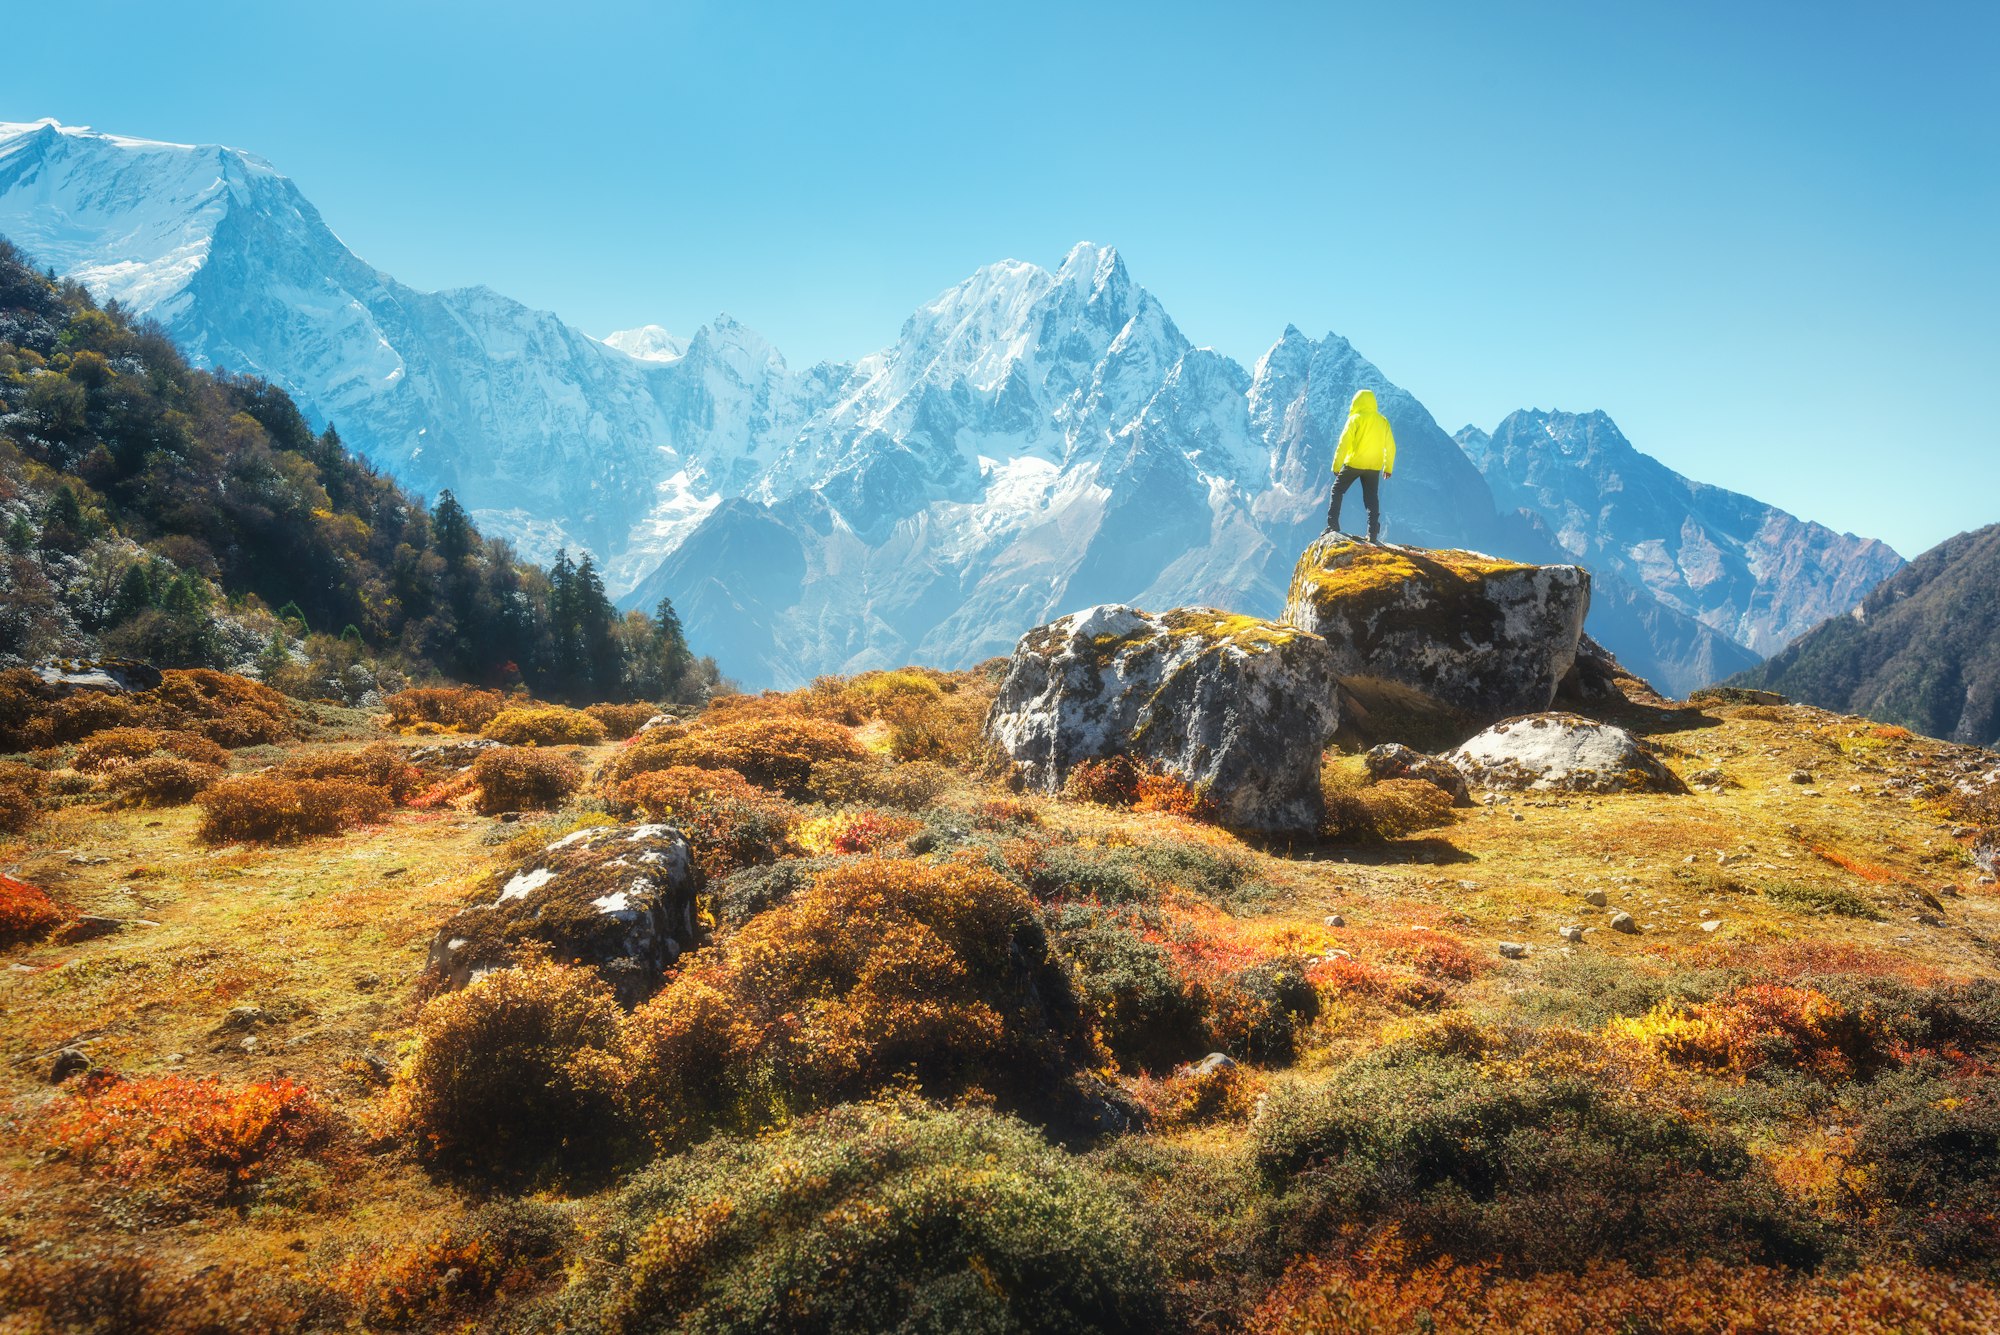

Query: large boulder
[1281,536,1590,743]
[425,823,700,1006]
[1448,713,1688,794]
[986,604,1340,833]
[33,657,162,695]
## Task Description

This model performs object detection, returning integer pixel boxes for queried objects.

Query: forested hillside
[0,238,712,704]
[1731,524,2000,747]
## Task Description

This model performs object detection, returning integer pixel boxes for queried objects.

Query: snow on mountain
[601,324,688,362]
[0,120,1903,691]
[1460,411,1905,657]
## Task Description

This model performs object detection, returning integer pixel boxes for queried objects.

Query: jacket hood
[1348,389,1378,416]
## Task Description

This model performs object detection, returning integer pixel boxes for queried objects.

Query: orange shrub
[1249,1241,2000,1335]
[153,669,296,746]
[196,776,391,845]
[280,741,425,803]
[0,872,65,942]
[0,763,42,833]
[844,669,991,763]
[1363,927,1483,983]
[384,685,507,732]
[1133,770,1217,820]
[472,747,583,814]
[791,809,921,856]
[632,715,865,797]
[616,765,795,878]
[482,705,608,747]
[102,756,223,806]
[585,701,661,740]
[37,1072,329,1202]
[621,857,1102,1148]
[72,726,228,771]
[1614,983,1893,1081]
[973,798,1041,829]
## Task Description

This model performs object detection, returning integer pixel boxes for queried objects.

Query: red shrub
[1133,770,1216,820]
[1063,756,1142,806]
[0,873,65,943]
[38,1072,330,1201]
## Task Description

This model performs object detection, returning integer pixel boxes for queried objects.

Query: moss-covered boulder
[1448,713,1687,794]
[425,824,700,1006]
[1281,535,1590,742]
[985,604,1339,833]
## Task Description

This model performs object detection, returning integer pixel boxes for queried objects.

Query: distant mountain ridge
[1729,524,2000,747]
[0,118,1904,691]
[1458,411,1903,655]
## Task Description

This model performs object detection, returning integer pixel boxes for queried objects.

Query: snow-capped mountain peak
[602,324,689,363]
[0,118,1905,693]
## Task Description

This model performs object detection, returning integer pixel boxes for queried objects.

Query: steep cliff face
[1460,411,1904,657]
[1730,524,2000,747]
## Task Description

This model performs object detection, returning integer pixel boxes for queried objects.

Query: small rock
[67,855,111,867]
[1558,925,1584,943]
[222,1004,269,1030]
[1700,920,1722,933]
[1699,908,1713,919]
[55,915,124,943]
[1507,915,1530,927]
[381,867,407,879]
[1609,911,1639,934]
[49,1048,91,1083]
[1191,1052,1237,1076]
[1584,889,1608,907]
[1498,941,1529,959]
[1789,771,1815,784]
[1512,813,1525,822]
[240,1036,260,1052]
[1323,913,1346,928]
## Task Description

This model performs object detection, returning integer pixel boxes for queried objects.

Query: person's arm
[1382,420,1397,478]
[1333,416,1360,473]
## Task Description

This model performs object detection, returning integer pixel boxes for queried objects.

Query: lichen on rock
[1448,712,1688,795]
[1281,535,1591,741]
[985,604,1339,833]
[424,823,700,1006]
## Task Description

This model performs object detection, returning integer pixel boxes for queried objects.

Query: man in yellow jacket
[1326,387,1396,542]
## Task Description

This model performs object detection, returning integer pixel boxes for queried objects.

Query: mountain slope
[1729,524,2000,746]
[1460,411,1903,654]
[0,119,1903,692]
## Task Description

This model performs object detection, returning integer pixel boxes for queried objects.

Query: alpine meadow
[3,6,1997,1334]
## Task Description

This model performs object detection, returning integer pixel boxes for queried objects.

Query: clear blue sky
[7,0,1995,557]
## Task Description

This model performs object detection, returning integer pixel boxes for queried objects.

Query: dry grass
[1,672,1997,1329]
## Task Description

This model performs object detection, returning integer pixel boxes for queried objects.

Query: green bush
[1850,1064,2000,1265]
[1249,1046,1817,1269]
[1053,903,1205,1072]
[566,1100,1169,1335]
[1762,879,1881,919]
[1025,846,1154,905]
[394,962,627,1182]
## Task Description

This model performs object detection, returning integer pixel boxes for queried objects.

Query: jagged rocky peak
[1281,535,1592,747]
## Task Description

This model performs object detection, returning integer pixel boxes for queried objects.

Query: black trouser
[1327,466,1382,539]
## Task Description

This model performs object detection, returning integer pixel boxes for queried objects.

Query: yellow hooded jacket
[1332,388,1397,475]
